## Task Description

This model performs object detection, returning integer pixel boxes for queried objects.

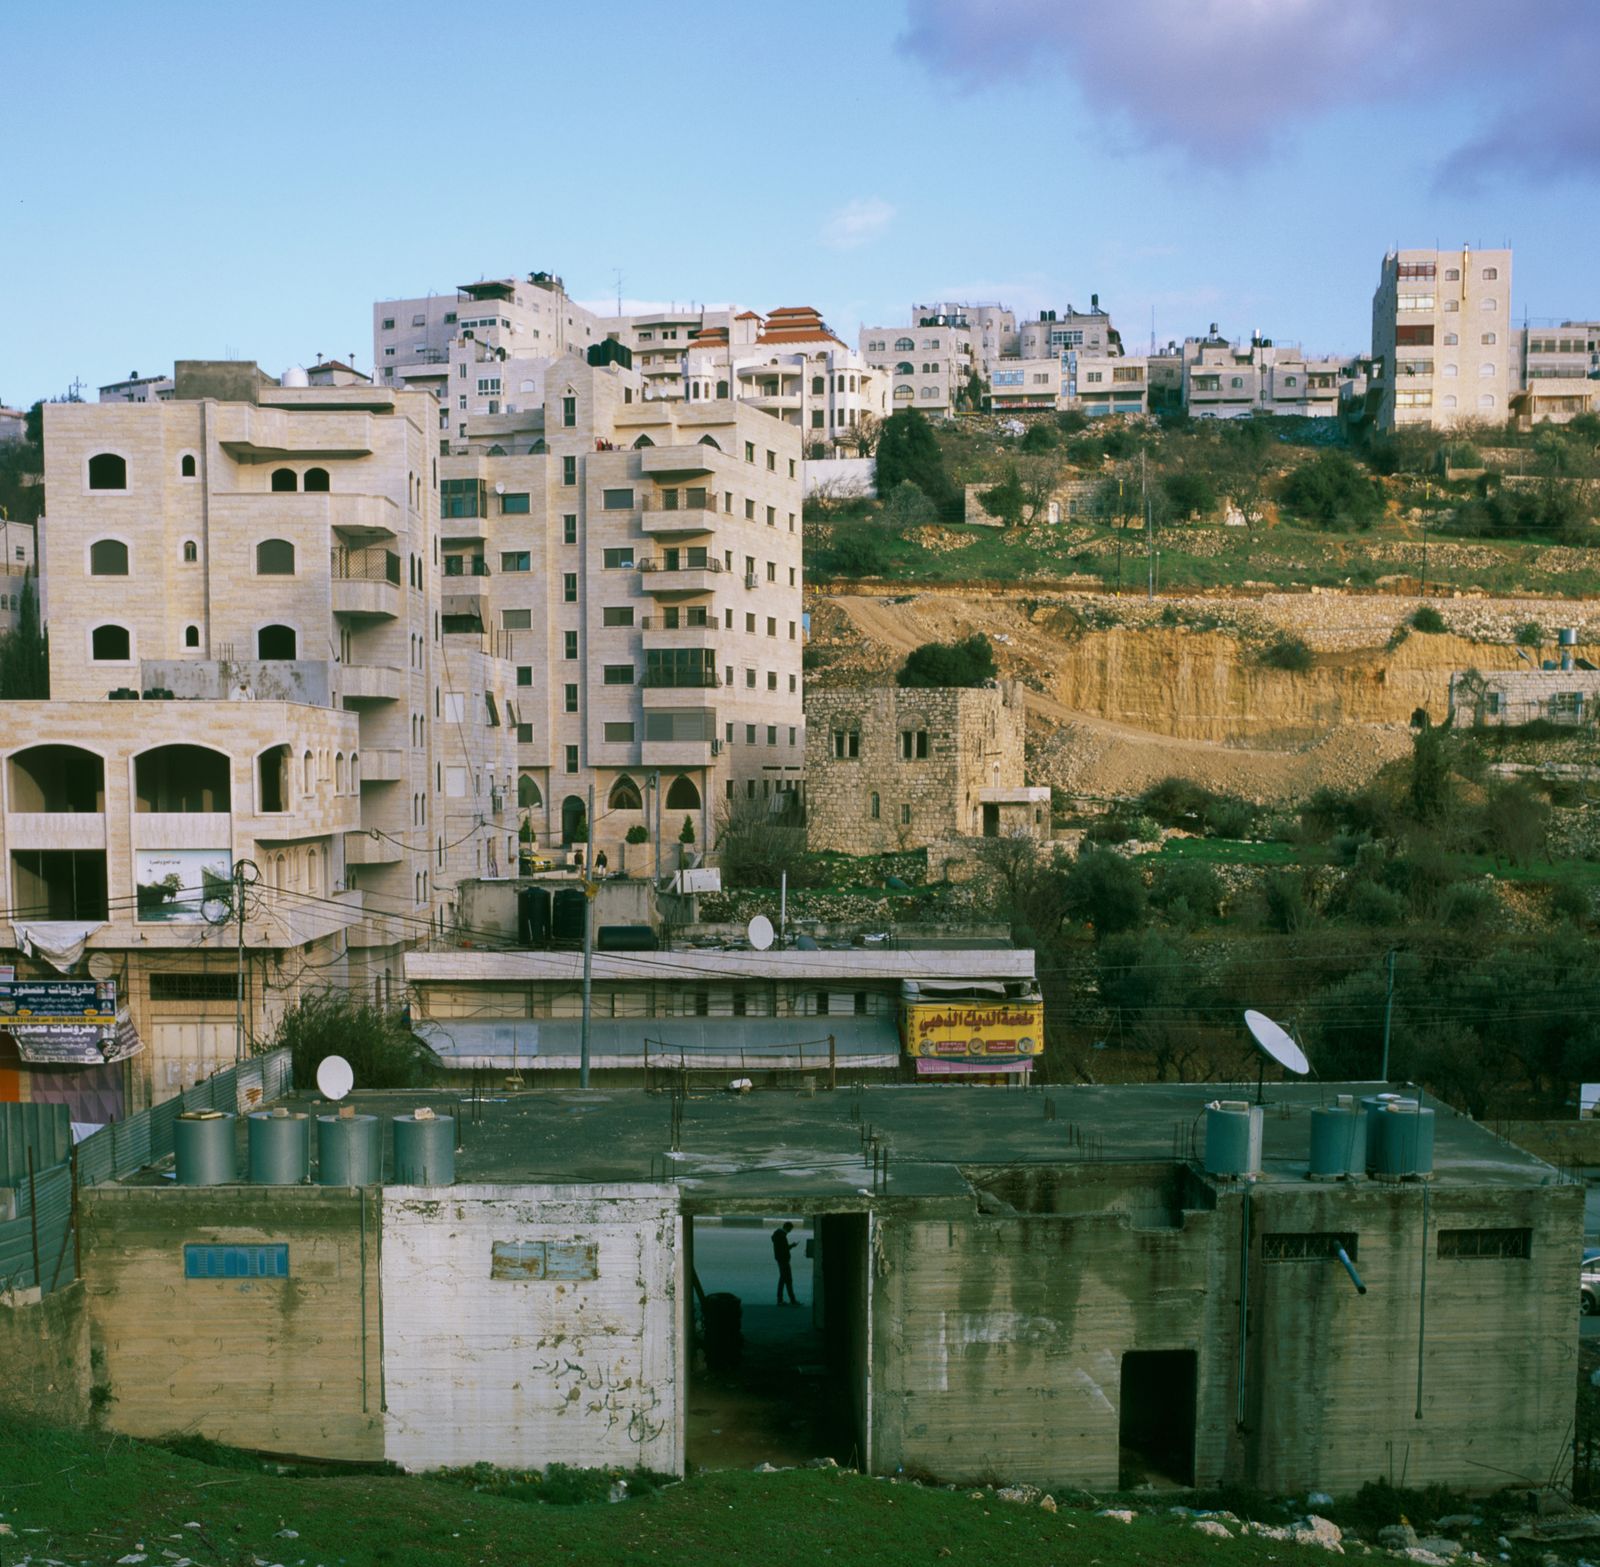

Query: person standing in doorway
[772,1220,798,1305]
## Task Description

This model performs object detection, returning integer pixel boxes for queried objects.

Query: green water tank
[247,1111,310,1185]
[392,1113,455,1185]
[175,1112,236,1185]
[317,1114,382,1186]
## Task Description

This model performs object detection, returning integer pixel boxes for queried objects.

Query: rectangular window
[476,377,502,396]
[562,395,577,427]
[563,572,578,602]
[746,723,757,745]
[564,745,578,773]
[564,684,578,713]
[602,547,635,569]
[500,491,530,515]
[602,606,634,627]
[446,766,468,797]
[516,723,533,743]
[502,609,532,631]
[603,488,634,510]
[500,551,530,573]
[767,725,777,746]
[440,478,485,518]
[832,729,860,759]
[789,726,797,745]
[766,450,776,471]
[564,631,578,659]
[516,666,533,687]
[562,456,577,486]
[744,441,755,463]
[563,514,578,544]
[901,729,929,760]
[1436,1228,1530,1260]
[603,721,635,743]
[745,612,756,633]
[900,803,911,825]
[744,498,756,520]
[603,664,634,685]
[1262,1233,1358,1263]
[444,691,466,722]
[766,617,777,637]
[184,1244,289,1280]
[745,668,756,688]
[150,972,238,1001]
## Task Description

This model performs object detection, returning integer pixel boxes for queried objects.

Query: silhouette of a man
[771,1221,798,1305]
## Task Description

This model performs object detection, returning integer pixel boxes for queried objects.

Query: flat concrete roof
[405,948,1037,984]
[122,1082,1562,1213]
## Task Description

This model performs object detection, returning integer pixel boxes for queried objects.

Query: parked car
[1581,1261,1600,1316]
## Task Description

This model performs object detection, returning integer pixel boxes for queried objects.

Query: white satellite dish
[494,481,506,494]
[1244,1010,1310,1077]
[87,952,115,979]
[746,914,774,952]
[316,1054,355,1101]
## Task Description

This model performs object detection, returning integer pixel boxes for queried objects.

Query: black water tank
[552,887,587,942]
[518,885,551,947]
[597,925,658,952]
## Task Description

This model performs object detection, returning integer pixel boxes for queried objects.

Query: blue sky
[4,0,1596,407]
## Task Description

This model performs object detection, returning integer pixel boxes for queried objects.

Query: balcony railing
[641,671,721,689]
[443,557,491,577]
[638,557,724,575]
[330,546,401,584]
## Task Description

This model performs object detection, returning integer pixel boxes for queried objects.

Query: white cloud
[822,198,896,251]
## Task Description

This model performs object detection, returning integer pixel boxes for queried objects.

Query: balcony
[638,444,724,477]
[345,829,403,866]
[340,664,404,704]
[642,624,719,651]
[223,491,402,541]
[641,506,718,538]
[330,546,401,619]
[131,812,231,850]
[638,557,725,597]
[640,738,716,768]
[4,812,106,851]
[360,748,405,783]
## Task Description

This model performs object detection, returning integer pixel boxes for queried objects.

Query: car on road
[1582,1260,1600,1316]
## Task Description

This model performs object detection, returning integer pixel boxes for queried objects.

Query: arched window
[350,752,360,788]
[1479,362,1496,378]
[518,773,542,808]
[893,385,914,401]
[303,750,314,793]
[9,745,105,812]
[895,361,915,375]
[184,624,200,648]
[1442,364,1458,378]
[608,775,642,811]
[135,745,230,811]
[88,453,127,490]
[256,538,295,574]
[257,624,296,659]
[633,433,655,448]
[182,539,198,563]
[303,467,330,492]
[812,376,825,395]
[270,467,298,492]
[894,337,915,352]
[335,752,347,792]
[698,434,721,450]
[259,745,291,813]
[665,775,701,810]
[561,794,587,844]
[91,623,130,661]
[180,454,197,478]
[306,848,321,895]
[275,853,287,889]
[89,539,128,575]
[715,381,729,399]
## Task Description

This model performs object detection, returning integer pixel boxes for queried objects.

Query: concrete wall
[81,1186,382,1459]
[0,1282,91,1425]
[379,1184,682,1473]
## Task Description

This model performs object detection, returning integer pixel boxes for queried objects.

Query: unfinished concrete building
[44,1079,1575,1495]
[803,682,1045,853]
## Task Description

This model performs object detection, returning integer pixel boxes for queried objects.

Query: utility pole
[1143,451,1155,601]
[580,781,596,1089]
[1114,476,1124,595]
[232,858,259,1062]
[1381,948,1397,1081]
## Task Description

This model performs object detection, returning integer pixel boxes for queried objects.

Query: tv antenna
[1243,1009,1310,1104]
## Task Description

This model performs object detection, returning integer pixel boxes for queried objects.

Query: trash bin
[702,1291,743,1372]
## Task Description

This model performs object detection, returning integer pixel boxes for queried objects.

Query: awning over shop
[414,1015,900,1072]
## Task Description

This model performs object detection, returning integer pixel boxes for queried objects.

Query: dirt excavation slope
[812,587,1598,804]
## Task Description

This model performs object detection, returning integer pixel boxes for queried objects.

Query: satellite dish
[1244,1009,1310,1076]
[494,481,506,494]
[747,914,774,951]
[316,1054,354,1101]
[87,952,115,979]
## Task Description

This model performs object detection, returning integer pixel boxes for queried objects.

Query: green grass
[1146,838,1303,866]
[0,1417,1325,1567]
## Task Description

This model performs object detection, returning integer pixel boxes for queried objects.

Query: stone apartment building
[431,355,805,861]
[1370,247,1515,432]
[98,372,174,405]
[8,360,515,1115]
[1510,320,1600,429]
[1181,329,1345,419]
[860,310,980,417]
[804,682,1044,853]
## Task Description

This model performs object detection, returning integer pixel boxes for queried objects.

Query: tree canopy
[896,633,997,688]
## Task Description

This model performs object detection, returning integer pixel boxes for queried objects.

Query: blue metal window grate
[183,1243,289,1280]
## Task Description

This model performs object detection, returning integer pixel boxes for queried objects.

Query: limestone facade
[804,682,1032,853]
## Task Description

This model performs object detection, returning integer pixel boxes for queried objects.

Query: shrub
[1260,634,1314,673]
[1150,862,1224,926]
[624,824,649,845]
[1438,880,1502,936]
[678,814,696,844]
[1342,879,1406,929]
[1162,471,1217,518]
[272,990,433,1092]
[1515,621,1543,647]
[1410,604,1447,634]
[881,479,938,529]
[1062,847,1146,937]
[897,634,997,689]
[1280,451,1382,529]
[1056,409,1090,435]
[1019,422,1056,453]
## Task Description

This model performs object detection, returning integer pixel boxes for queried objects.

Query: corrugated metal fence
[0,1049,293,1297]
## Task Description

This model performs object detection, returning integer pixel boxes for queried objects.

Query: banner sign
[903,1000,1044,1062]
[0,979,117,1027]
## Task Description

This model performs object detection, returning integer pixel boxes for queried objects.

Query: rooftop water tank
[392,1111,455,1185]
[317,1113,382,1186]
[1361,1093,1404,1172]
[1308,1098,1360,1181]
[175,1111,236,1185]
[1203,1100,1263,1178]
[247,1110,310,1185]
[1373,1099,1436,1179]
[281,365,309,387]
[552,887,586,942]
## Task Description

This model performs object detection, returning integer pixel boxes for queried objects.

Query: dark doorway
[1119,1349,1196,1487]
[686,1214,864,1471]
[982,802,1000,837]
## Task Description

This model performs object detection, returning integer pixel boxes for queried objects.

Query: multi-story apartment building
[1073,351,1150,417]
[8,360,514,1115]
[436,353,805,859]
[914,301,1017,363]
[1510,320,1600,428]
[1369,247,1514,431]
[1015,301,1118,362]
[1180,329,1344,419]
[860,309,979,416]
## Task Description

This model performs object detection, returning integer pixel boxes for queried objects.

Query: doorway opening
[686,1212,868,1471]
[1119,1348,1196,1487]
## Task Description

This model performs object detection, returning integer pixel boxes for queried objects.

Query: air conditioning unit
[744,572,758,588]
